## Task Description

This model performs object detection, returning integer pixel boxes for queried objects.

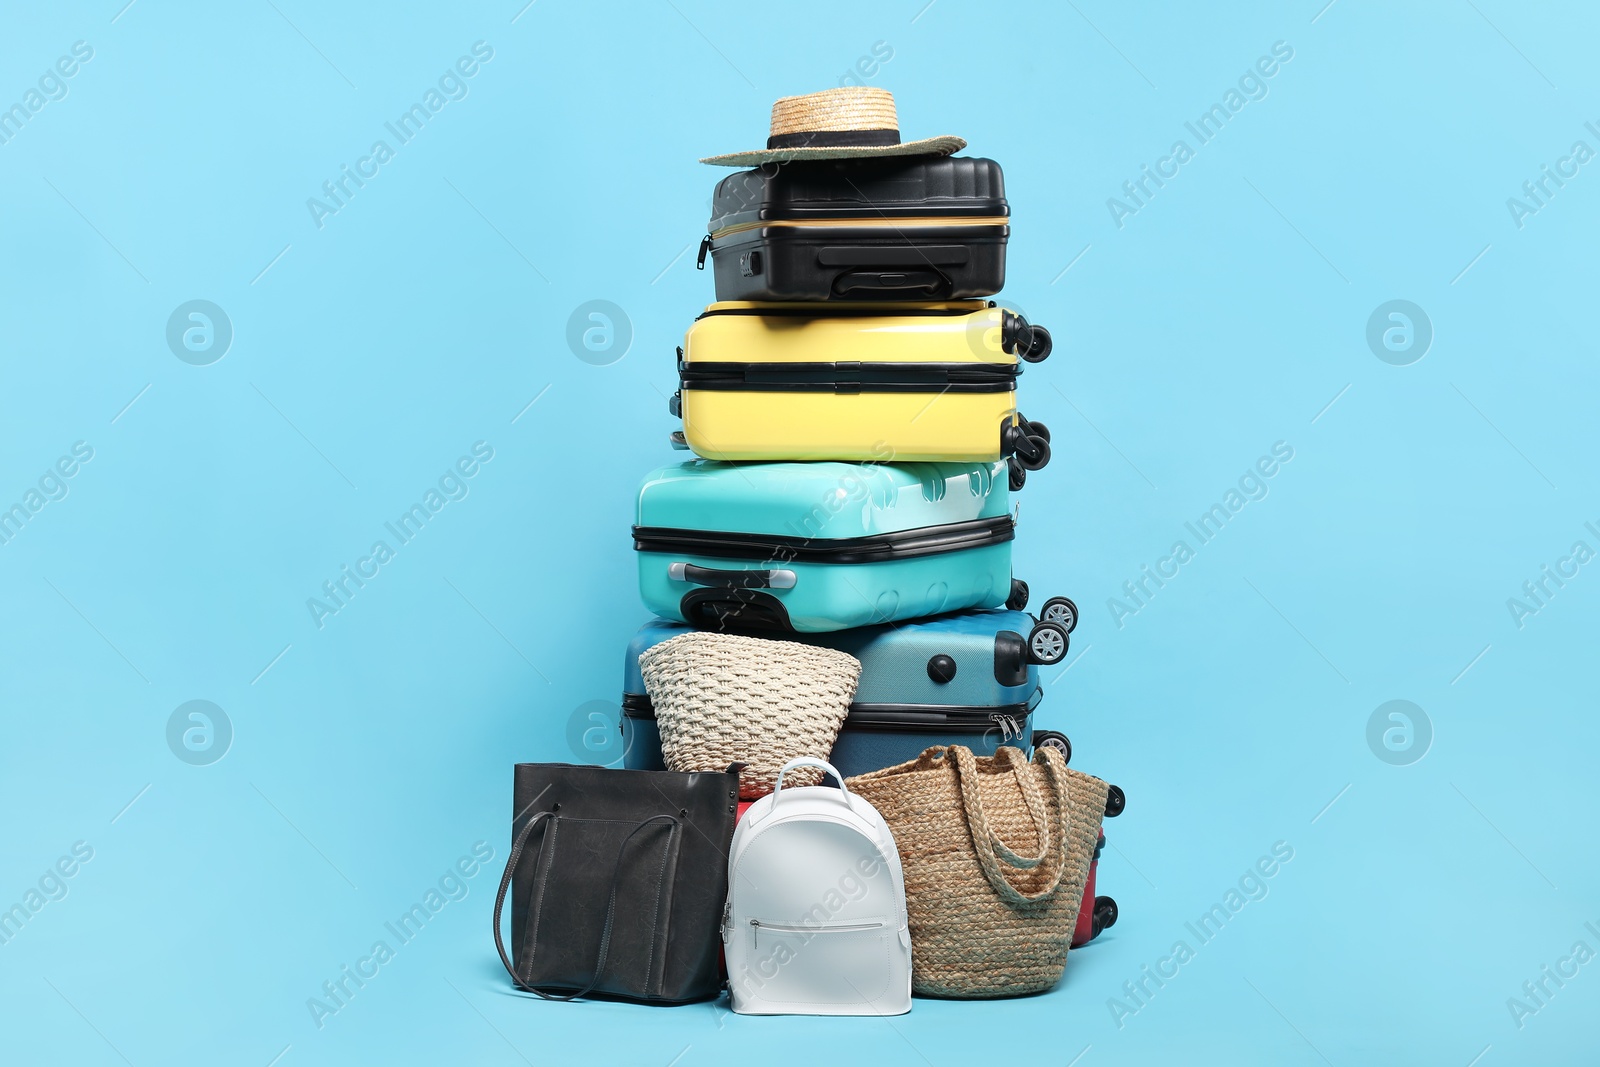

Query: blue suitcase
[634,459,1023,634]
[619,605,1079,778]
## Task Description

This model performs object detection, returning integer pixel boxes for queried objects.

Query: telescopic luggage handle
[668,562,797,590]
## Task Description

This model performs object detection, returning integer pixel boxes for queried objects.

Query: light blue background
[2,1,1596,1063]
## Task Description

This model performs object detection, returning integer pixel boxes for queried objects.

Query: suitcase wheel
[1011,430,1050,471]
[1004,423,1052,472]
[1020,416,1050,443]
[999,311,1052,363]
[1092,896,1118,936]
[1008,458,1026,492]
[1021,434,1051,471]
[1040,596,1078,634]
[1006,578,1029,612]
[1020,324,1053,363]
[1104,784,1126,818]
[1031,730,1071,764]
[1026,621,1069,665]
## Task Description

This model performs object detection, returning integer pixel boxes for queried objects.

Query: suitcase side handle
[668,562,797,590]
[832,268,949,297]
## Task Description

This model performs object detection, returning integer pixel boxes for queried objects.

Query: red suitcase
[1073,831,1118,946]
[1072,783,1124,946]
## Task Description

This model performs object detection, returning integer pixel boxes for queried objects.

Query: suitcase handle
[831,268,949,297]
[668,562,797,590]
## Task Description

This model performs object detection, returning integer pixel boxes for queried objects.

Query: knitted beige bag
[847,744,1108,997]
[638,631,861,798]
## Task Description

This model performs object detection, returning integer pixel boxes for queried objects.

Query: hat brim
[700,134,966,167]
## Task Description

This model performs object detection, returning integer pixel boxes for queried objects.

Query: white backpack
[722,757,912,1016]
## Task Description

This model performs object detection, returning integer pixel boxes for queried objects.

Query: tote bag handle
[950,745,1072,905]
[492,810,681,1000]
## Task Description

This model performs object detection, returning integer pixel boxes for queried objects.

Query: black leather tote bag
[492,762,739,1003]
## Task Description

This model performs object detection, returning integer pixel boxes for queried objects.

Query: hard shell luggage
[698,156,1009,302]
[621,603,1082,774]
[634,459,1024,633]
[1072,831,1119,947]
[722,758,912,1016]
[670,301,1053,472]
[820,606,1075,777]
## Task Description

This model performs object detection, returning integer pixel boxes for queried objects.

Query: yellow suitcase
[671,301,1054,476]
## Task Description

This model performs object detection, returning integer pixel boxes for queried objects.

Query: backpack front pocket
[738,918,892,1005]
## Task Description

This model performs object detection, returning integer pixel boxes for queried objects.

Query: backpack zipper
[749,917,886,949]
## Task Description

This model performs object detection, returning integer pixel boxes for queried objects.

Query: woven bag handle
[951,745,1071,905]
[947,744,1053,870]
[983,745,1055,870]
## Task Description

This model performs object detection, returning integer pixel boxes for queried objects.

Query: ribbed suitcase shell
[704,157,1008,302]
[635,460,1013,633]
[621,611,1045,777]
[675,301,1035,464]
[1072,832,1115,947]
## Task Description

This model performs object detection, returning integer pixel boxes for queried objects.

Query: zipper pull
[750,918,760,949]
[696,234,713,270]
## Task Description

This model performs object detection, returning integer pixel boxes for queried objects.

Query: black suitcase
[697,157,1009,302]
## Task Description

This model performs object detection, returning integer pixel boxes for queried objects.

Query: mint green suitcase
[634,460,1021,633]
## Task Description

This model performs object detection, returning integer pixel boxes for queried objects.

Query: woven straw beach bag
[847,744,1108,997]
[638,631,861,799]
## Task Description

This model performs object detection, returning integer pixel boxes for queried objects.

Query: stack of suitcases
[618,87,1121,947]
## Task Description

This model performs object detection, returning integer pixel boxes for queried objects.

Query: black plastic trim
[634,515,1015,565]
[844,703,1032,729]
[679,360,1018,394]
[679,588,793,633]
[620,696,1031,726]
[695,304,984,321]
[994,629,1029,687]
[711,210,1009,231]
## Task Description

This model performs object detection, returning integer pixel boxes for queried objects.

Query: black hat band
[765,128,901,150]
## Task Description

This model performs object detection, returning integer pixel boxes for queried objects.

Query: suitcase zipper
[632,514,1015,565]
[694,303,984,320]
[621,698,1031,723]
[708,215,1009,240]
[843,703,1033,730]
[678,360,1018,394]
[750,918,885,949]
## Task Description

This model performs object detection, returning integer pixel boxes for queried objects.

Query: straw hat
[700,87,966,167]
